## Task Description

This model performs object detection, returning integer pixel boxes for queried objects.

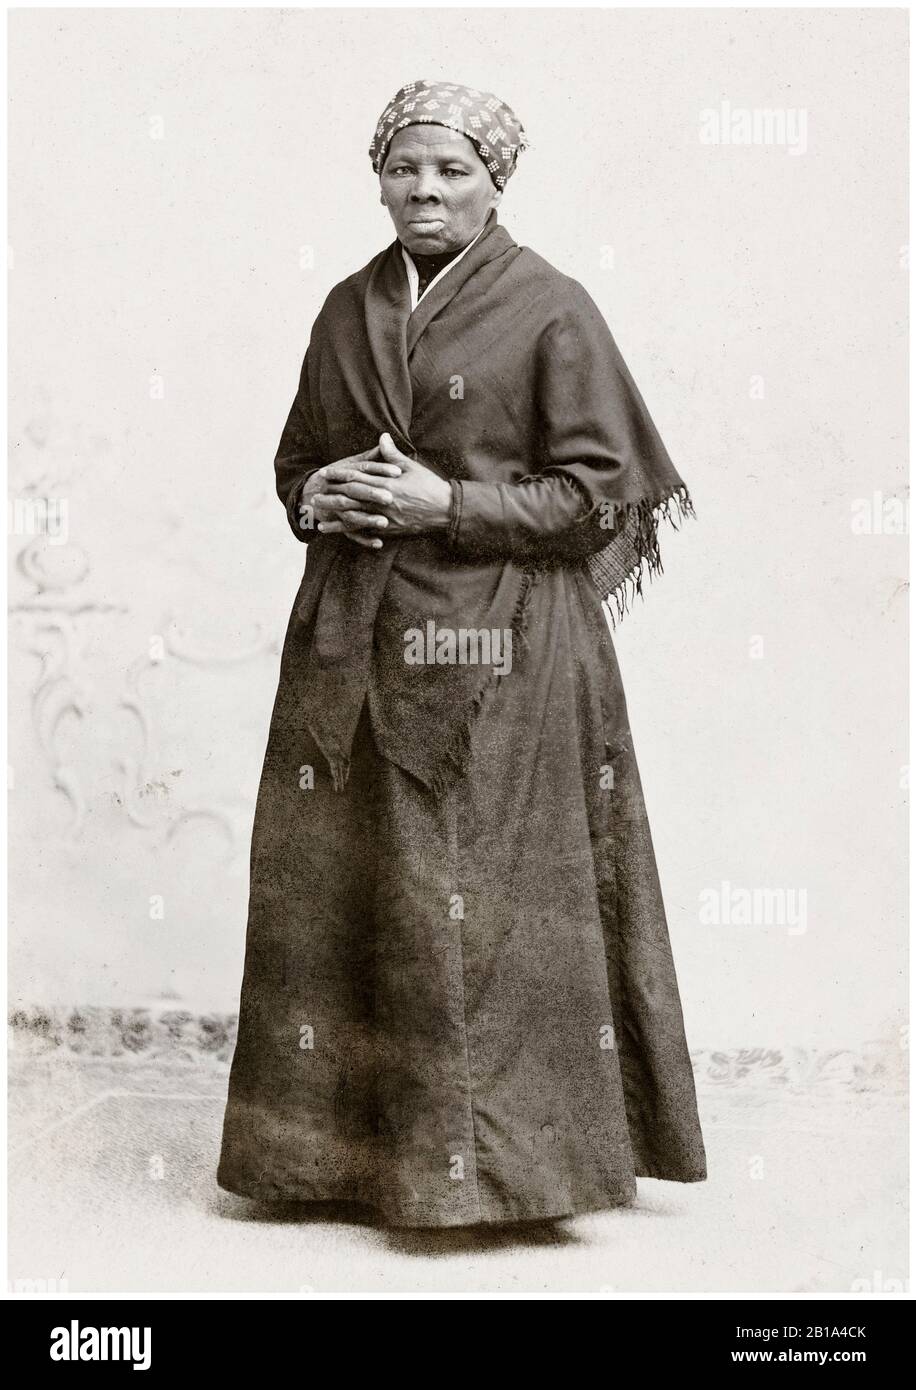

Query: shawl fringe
[588,485,696,626]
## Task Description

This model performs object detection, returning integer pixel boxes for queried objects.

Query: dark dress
[217,212,706,1227]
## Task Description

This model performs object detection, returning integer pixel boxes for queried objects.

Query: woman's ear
[491,189,503,210]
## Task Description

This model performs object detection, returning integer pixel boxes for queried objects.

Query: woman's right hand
[299,447,403,550]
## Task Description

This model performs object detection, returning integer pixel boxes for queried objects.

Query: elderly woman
[217,80,706,1227]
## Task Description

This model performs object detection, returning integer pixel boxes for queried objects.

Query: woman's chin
[402,225,451,253]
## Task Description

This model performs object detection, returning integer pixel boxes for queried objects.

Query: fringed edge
[305,718,352,794]
[425,567,540,802]
[590,485,696,627]
[329,757,351,794]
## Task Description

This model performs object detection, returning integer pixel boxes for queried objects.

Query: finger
[331,446,381,467]
[322,465,399,487]
[312,493,366,512]
[358,459,402,477]
[324,480,395,505]
[318,512,386,533]
[318,514,387,533]
[338,512,389,531]
[317,519,383,548]
[378,432,409,465]
[344,532,384,548]
[323,450,399,480]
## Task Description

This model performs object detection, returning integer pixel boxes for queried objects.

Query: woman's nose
[409,177,440,202]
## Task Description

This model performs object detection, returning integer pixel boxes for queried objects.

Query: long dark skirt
[217,565,706,1227]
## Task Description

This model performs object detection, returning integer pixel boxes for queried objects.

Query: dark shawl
[275,210,693,795]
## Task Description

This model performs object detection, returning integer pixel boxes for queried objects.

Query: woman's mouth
[408,217,445,232]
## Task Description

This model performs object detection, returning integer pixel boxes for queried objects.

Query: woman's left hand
[317,433,451,540]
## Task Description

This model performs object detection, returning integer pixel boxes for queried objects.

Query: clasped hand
[299,433,452,550]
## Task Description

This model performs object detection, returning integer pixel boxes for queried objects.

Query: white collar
[400,221,488,312]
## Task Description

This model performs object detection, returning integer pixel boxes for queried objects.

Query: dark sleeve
[446,281,673,565]
[275,345,327,542]
[447,472,594,564]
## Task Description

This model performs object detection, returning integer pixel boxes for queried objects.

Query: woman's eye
[385,165,467,177]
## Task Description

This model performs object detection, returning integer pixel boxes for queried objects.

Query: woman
[217,79,707,1227]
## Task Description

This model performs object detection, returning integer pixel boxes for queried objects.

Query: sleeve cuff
[447,478,463,548]
[446,478,508,556]
[286,469,324,541]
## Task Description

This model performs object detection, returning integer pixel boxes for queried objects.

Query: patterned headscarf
[369,79,528,191]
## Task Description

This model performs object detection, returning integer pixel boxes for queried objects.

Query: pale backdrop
[8,6,907,1052]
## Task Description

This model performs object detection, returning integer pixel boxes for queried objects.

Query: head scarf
[369,79,528,190]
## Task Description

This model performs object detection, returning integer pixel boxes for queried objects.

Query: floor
[8,1038,908,1295]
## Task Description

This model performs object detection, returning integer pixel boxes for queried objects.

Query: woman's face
[380,124,501,256]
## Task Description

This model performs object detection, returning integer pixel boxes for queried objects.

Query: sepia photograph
[5,3,908,1303]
